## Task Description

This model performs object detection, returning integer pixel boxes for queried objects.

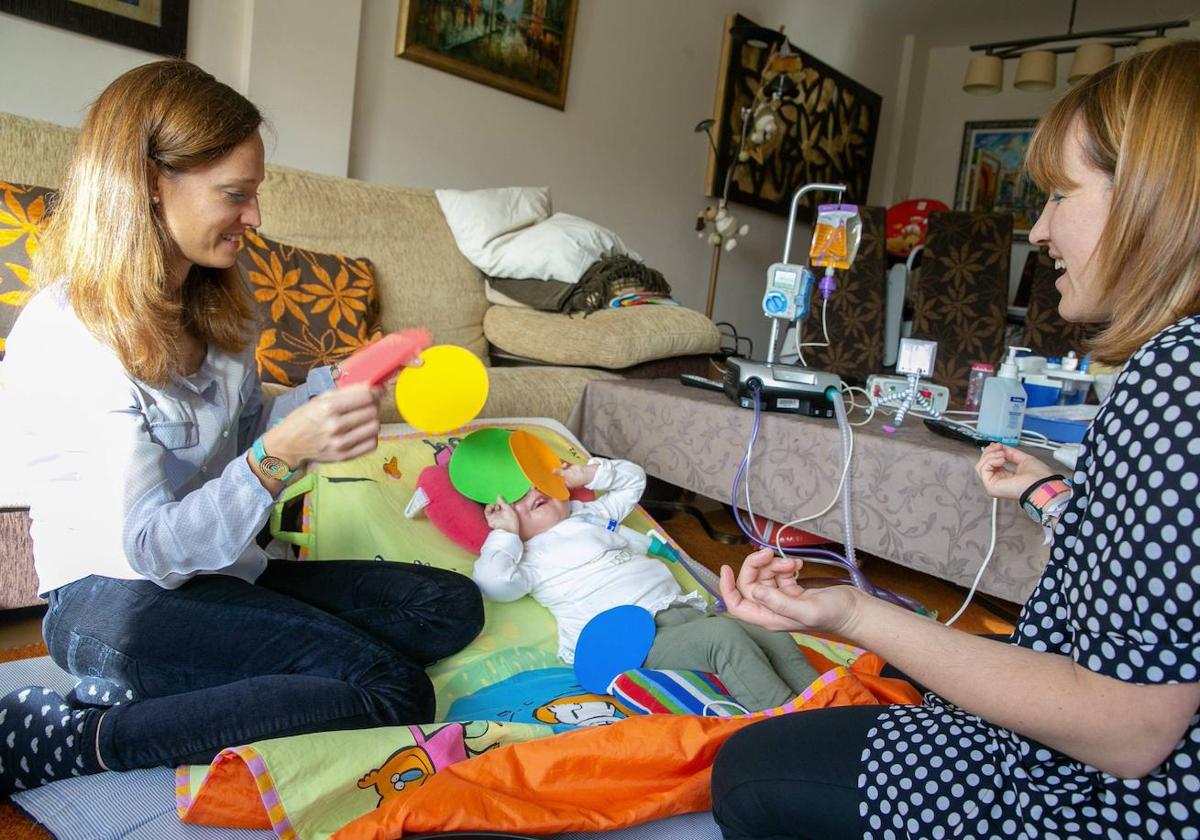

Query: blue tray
[1022,407,1097,444]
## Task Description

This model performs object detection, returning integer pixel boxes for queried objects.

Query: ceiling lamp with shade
[962,0,1188,95]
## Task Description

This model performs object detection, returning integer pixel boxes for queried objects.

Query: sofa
[0,110,720,610]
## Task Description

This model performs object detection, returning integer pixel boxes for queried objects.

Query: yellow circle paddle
[395,345,489,434]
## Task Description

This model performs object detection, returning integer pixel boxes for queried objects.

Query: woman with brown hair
[0,61,482,795]
[712,41,1200,839]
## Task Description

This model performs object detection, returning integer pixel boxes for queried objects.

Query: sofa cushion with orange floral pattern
[238,228,383,387]
[0,181,54,359]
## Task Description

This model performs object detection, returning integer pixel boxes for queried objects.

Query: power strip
[865,374,951,415]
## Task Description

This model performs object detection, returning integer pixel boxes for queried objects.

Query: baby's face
[512,486,569,541]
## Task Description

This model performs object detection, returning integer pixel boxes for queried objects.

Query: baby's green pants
[644,604,820,712]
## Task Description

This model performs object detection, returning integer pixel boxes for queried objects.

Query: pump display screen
[772,269,797,290]
[896,338,937,376]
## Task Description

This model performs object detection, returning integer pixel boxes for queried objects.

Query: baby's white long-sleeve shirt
[472,458,703,662]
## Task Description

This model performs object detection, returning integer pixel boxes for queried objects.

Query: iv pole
[766,182,845,366]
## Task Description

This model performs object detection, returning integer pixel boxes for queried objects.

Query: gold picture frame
[0,0,188,56]
[954,120,1047,240]
[396,0,578,110]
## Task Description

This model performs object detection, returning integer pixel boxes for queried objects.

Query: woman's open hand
[975,443,1056,501]
[264,383,383,468]
[719,548,861,636]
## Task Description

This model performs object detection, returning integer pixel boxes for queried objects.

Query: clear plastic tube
[727,384,924,613]
[832,387,858,570]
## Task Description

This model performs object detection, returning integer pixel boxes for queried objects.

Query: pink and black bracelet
[1020,474,1072,527]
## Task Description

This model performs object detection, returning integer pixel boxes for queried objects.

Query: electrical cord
[943,498,999,626]
[839,384,875,427]
[715,322,753,358]
[793,298,831,366]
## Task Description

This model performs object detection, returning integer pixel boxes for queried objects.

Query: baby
[472,457,819,712]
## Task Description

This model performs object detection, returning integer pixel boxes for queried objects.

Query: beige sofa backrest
[0,111,489,359]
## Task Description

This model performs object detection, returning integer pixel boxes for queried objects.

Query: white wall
[349,0,913,356]
[0,0,359,177]
[0,1,250,125]
[905,44,1075,300]
[245,0,361,176]
[907,46,1072,205]
[2,0,912,353]
[903,21,1200,301]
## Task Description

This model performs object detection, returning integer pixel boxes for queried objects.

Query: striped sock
[1,686,103,795]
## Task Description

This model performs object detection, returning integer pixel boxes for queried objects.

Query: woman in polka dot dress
[710,42,1200,840]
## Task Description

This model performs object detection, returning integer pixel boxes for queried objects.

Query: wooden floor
[0,606,44,651]
[653,504,1020,637]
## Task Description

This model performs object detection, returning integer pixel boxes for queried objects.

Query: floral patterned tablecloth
[570,378,1049,604]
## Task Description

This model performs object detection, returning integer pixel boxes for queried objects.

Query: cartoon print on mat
[357,723,470,807]
[445,669,636,732]
[382,456,402,479]
[421,436,465,467]
[533,692,635,727]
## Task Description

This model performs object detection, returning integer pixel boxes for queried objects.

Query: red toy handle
[334,328,433,388]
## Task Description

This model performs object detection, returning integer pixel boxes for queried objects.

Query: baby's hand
[484,496,520,534]
[555,460,598,489]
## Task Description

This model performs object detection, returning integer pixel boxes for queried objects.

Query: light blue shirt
[4,285,332,593]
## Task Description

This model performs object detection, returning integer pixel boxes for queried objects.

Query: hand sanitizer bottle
[976,346,1029,445]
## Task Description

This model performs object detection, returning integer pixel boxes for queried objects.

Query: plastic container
[965,362,994,411]
[1052,371,1092,405]
[1021,374,1062,408]
[1015,354,1046,375]
[977,346,1029,445]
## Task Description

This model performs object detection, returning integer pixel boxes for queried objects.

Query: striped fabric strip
[298,492,312,561]
[610,669,746,717]
[173,746,296,839]
[743,666,853,719]
[232,746,297,840]
[174,765,191,817]
[611,665,856,720]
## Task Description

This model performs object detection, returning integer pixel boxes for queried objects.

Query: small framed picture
[0,0,189,56]
[396,0,577,110]
[954,119,1048,239]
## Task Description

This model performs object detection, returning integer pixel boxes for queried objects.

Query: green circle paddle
[448,428,532,504]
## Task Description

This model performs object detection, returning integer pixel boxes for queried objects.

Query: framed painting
[705,14,881,219]
[954,119,1048,239]
[0,0,188,56]
[396,0,577,110]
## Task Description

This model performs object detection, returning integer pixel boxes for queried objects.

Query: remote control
[679,373,725,393]
[923,417,991,448]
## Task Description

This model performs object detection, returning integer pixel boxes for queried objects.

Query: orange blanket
[182,649,918,839]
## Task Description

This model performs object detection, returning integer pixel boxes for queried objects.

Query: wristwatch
[252,435,298,483]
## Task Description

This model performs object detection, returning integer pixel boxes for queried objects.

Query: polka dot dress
[858,315,1200,839]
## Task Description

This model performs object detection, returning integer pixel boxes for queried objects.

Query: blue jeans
[42,559,484,770]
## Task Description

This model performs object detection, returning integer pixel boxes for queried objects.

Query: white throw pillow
[435,186,551,251]
[491,212,637,285]
[436,187,636,285]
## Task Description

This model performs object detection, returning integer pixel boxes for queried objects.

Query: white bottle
[976,346,1029,445]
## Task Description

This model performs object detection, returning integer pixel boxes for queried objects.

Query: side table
[569,378,1049,604]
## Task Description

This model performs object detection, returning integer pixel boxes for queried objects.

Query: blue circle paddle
[573,605,656,694]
